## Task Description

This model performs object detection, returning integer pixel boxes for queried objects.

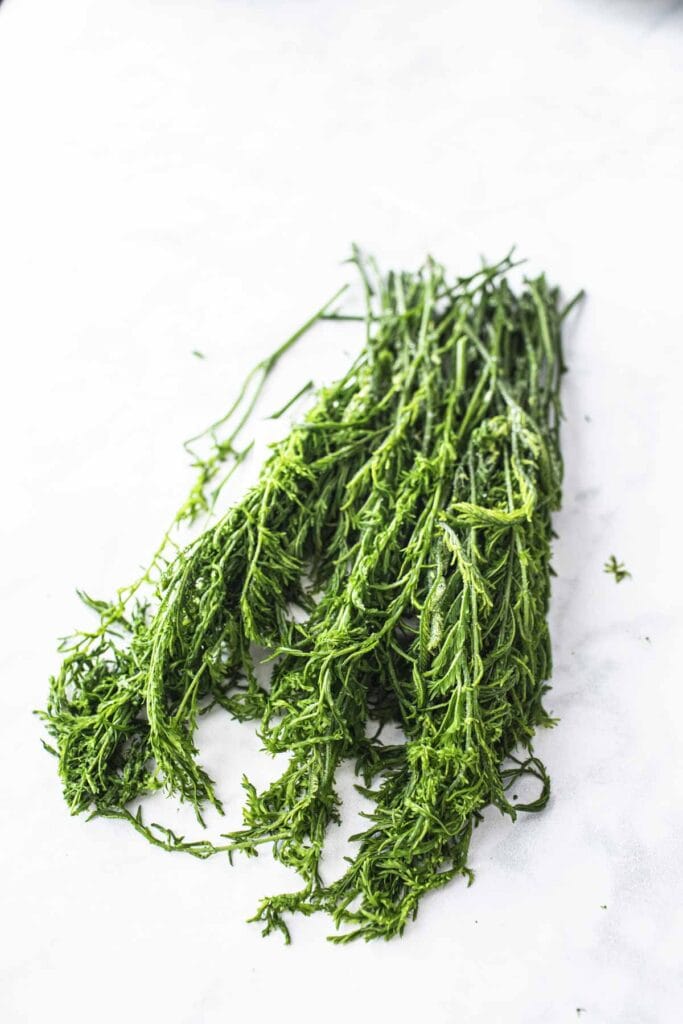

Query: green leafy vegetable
[604,555,631,583]
[40,249,580,943]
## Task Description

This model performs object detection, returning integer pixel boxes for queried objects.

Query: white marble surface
[1,1,682,1021]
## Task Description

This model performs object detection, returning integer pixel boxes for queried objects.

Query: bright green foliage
[40,250,579,942]
[604,555,631,583]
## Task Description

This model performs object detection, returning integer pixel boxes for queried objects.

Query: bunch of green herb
[40,249,580,942]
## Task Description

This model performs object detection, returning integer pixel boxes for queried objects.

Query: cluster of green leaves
[604,554,631,583]
[41,250,579,942]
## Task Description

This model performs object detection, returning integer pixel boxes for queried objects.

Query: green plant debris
[192,349,206,359]
[40,249,579,943]
[604,555,631,583]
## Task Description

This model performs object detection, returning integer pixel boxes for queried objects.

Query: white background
[1,1,682,1022]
